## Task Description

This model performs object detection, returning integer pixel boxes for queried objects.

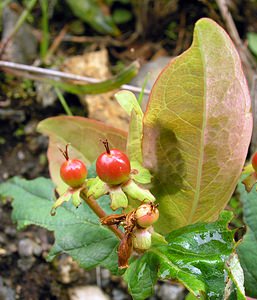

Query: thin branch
[0,60,150,95]
[80,189,124,240]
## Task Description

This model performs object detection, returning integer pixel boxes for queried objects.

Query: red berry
[59,145,87,188]
[96,140,131,185]
[252,152,257,172]
[135,203,159,228]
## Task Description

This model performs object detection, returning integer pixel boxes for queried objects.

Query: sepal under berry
[109,186,128,210]
[242,172,257,192]
[51,191,71,216]
[50,185,84,215]
[122,180,155,203]
[72,189,82,208]
[130,161,152,184]
[150,230,167,246]
[87,177,108,199]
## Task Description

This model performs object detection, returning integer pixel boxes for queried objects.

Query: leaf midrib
[188,29,207,224]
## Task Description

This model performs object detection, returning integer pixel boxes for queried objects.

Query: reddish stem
[102,139,111,154]
[80,189,124,240]
[59,144,70,160]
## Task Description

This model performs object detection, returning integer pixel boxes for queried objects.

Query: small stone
[17,150,25,160]
[6,243,17,254]
[33,244,42,257]
[1,7,37,63]
[112,288,129,300]
[157,283,185,300]
[4,226,16,238]
[0,283,15,300]
[68,286,110,300]
[18,238,42,257]
[0,248,7,256]
[17,257,35,271]
[56,255,83,284]
[18,239,34,257]
[100,269,111,288]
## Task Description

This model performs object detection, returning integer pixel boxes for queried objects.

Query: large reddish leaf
[38,116,127,193]
[143,18,252,233]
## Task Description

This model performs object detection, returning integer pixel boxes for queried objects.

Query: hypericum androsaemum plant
[0,18,253,299]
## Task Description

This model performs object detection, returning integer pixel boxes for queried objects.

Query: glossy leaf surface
[124,211,245,300]
[142,18,252,233]
[0,177,120,273]
[237,179,257,298]
[38,116,127,193]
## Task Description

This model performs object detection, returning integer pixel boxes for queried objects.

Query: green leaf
[237,179,257,297]
[226,254,245,300]
[115,90,143,163]
[65,0,120,36]
[124,211,245,300]
[37,116,127,194]
[124,252,159,300]
[247,32,257,57]
[47,61,139,95]
[0,177,120,273]
[237,230,257,298]
[142,18,252,234]
[113,8,132,24]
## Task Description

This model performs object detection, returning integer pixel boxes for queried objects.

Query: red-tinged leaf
[38,116,127,193]
[142,18,252,233]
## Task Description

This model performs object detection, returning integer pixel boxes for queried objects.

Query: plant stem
[54,87,73,116]
[40,0,49,62]
[80,189,124,240]
[0,0,38,57]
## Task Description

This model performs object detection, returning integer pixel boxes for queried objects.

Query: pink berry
[135,203,159,228]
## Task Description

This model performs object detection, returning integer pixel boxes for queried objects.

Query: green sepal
[109,186,128,210]
[122,180,155,203]
[87,177,108,199]
[242,172,257,192]
[151,231,168,246]
[51,191,71,216]
[242,162,254,175]
[130,161,152,184]
[72,189,82,208]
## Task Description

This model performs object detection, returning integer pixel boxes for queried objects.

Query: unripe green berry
[132,228,152,250]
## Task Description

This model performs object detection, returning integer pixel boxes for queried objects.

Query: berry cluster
[101,202,159,268]
[51,140,160,268]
